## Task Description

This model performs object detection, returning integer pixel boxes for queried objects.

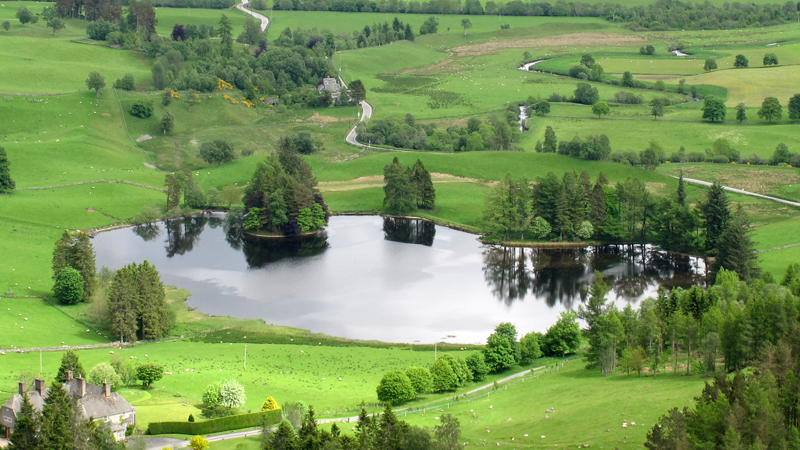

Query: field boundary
[18,179,166,192]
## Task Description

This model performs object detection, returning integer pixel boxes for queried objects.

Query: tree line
[374,322,581,405]
[482,171,760,277]
[274,17,417,54]
[261,404,462,450]
[360,112,521,152]
[265,0,800,30]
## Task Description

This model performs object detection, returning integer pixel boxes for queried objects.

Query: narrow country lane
[338,76,373,147]
[236,0,269,31]
[678,176,800,208]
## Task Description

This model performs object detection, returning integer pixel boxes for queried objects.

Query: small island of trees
[239,136,330,236]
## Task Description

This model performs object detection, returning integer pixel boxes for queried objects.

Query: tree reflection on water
[483,244,706,307]
[241,233,329,268]
[382,217,436,246]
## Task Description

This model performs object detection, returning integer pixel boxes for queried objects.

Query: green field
[0,297,110,349]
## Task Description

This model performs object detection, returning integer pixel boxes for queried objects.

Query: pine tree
[699,182,731,255]
[0,146,15,192]
[543,126,557,153]
[40,382,74,450]
[712,206,761,282]
[137,261,169,340]
[55,350,86,382]
[383,157,414,214]
[9,393,41,450]
[409,159,435,209]
[676,171,687,207]
[108,265,140,343]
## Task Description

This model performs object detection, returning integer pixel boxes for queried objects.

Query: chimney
[34,378,45,396]
[103,380,110,398]
[77,377,86,398]
[18,382,25,396]
[66,370,73,382]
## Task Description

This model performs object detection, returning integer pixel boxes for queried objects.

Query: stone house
[1,371,136,441]
[317,77,341,99]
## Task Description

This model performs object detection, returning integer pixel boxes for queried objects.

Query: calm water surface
[94,215,705,343]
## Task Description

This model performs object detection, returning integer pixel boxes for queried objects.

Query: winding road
[338,76,373,147]
[236,0,269,31]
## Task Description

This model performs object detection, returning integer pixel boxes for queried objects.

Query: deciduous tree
[159,108,174,134]
[703,58,718,71]
[376,370,416,404]
[47,17,65,34]
[735,103,747,123]
[86,71,106,98]
[733,54,748,68]
[758,96,782,123]
[54,267,84,305]
[592,101,610,118]
[136,363,164,389]
[701,96,726,122]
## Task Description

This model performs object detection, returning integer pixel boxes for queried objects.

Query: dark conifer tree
[699,182,731,255]
[9,393,40,450]
[383,157,414,214]
[676,171,687,207]
[108,261,170,342]
[55,350,86,382]
[712,206,761,282]
[0,146,15,192]
[40,382,74,450]
[409,159,435,209]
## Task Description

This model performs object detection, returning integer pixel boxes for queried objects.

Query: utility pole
[244,344,247,371]
[40,349,43,374]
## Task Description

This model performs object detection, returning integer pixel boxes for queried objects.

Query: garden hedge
[148,409,282,435]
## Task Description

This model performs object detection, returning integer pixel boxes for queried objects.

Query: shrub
[113,74,135,91]
[129,99,154,118]
[86,19,118,40]
[712,155,730,164]
[54,267,83,305]
[261,397,279,411]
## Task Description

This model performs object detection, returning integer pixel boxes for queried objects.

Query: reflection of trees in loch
[482,247,532,305]
[483,244,706,307]
[163,215,222,257]
[242,233,329,268]
[132,224,160,242]
[382,217,436,246]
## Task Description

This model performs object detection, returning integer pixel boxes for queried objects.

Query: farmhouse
[0,371,135,441]
[317,77,341,99]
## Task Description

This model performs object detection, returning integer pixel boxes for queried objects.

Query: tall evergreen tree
[699,182,731,254]
[543,126,557,153]
[712,206,761,282]
[578,272,624,374]
[40,382,74,450]
[0,146,15,192]
[383,157,414,214]
[165,174,181,211]
[108,264,139,343]
[409,159,435,209]
[136,260,170,340]
[676,171,687,207]
[9,393,40,450]
[55,349,86,382]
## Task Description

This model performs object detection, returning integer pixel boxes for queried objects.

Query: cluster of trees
[274,17,416,52]
[241,137,330,235]
[535,128,612,162]
[578,264,800,390]
[55,350,165,392]
[374,322,580,405]
[107,261,172,342]
[375,355,474,404]
[261,0,800,30]
[52,231,97,305]
[382,158,435,214]
[359,113,520,152]
[201,379,247,417]
[482,170,760,273]
[199,139,236,165]
[706,52,780,72]
[262,405,461,450]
